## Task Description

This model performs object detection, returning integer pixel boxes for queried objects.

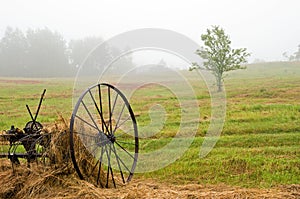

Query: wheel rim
[70,83,138,188]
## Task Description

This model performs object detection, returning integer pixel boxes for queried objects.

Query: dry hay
[0,161,105,199]
[43,115,109,187]
[1,168,298,199]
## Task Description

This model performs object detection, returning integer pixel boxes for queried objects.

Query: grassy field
[0,78,74,128]
[0,61,299,188]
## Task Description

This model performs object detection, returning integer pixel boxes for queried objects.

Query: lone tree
[288,44,300,61]
[191,26,250,91]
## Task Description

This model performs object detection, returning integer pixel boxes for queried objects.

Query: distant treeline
[0,27,134,77]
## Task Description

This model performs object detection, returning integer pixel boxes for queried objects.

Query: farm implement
[0,83,139,188]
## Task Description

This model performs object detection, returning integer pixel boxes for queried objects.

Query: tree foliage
[26,27,71,77]
[0,27,72,77]
[69,37,104,68]
[0,27,28,76]
[288,44,300,61]
[69,37,134,76]
[191,26,250,91]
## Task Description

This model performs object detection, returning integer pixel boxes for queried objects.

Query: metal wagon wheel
[70,83,138,188]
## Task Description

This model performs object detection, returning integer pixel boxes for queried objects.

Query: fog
[0,0,300,63]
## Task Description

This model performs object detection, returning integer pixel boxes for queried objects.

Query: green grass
[138,132,299,187]
[0,78,73,129]
[131,61,300,187]
[0,61,299,188]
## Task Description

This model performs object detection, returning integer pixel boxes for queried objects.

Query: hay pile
[1,167,298,199]
[45,116,110,187]
[0,161,106,199]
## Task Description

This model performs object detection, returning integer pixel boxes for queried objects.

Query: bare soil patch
[0,79,42,84]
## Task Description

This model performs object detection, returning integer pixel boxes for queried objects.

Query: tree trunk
[216,75,222,92]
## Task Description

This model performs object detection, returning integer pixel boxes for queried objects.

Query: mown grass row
[138,132,299,187]
[0,78,73,129]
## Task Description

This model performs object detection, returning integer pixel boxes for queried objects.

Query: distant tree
[190,26,250,92]
[68,37,113,75]
[69,37,103,67]
[288,44,300,61]
[282,52,289,61]
[108,46,135,74]
[0,26,136,77]
[26,27,71,77]
[69,38,135,76]
[0,27,28,76]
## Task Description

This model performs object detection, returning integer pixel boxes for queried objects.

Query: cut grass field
[0,78,74,128]
[0,61,299,188]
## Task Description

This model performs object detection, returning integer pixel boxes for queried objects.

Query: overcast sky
[1,0,299,62]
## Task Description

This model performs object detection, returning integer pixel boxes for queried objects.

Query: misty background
[0,0,300,77]
[0,27,135,77]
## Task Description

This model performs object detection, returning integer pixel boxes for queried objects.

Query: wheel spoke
[88,90,110,134]
[114,126,134,138]
[97,146,104,187]
[75,131,98,138]
[88,160,99,178]
[111,144,125,183]
[111,94,119,118]
[98,84,105,133]
[84,142,99,149]
[115,140,136,146]
[115,141,136,160]
[81,100,101,132]
[113,103,126,134]
[75,115,98,131]
[90,144,100,157]
[114,115,131,132]
[112,145,132,174]
[104,145,112,188]
[108,87,113,134]
[108,144,116,188]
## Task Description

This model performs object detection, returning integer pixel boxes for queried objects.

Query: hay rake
[0,83,139,188]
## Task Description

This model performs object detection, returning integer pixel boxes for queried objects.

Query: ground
[0,160,299,199]
[0,63,299,198]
